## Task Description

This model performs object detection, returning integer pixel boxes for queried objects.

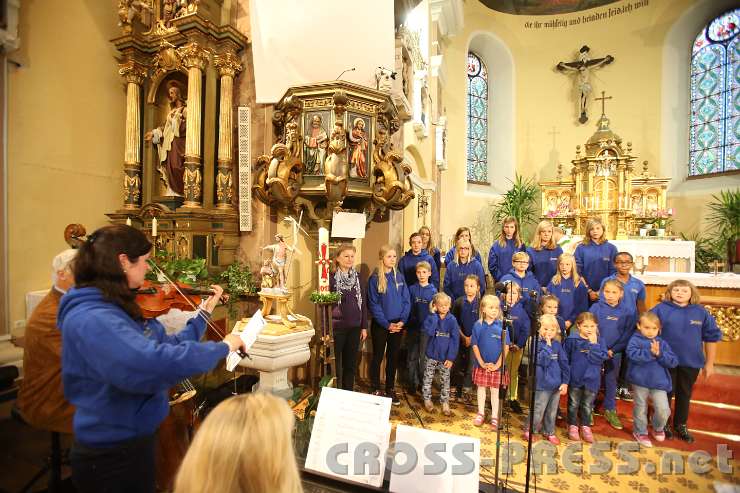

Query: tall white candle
[151,217,158,237]
[317,227,330,293]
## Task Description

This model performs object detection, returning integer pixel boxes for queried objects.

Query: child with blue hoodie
[488,216,526,283]
[406,261,437,394]
[563,312,608,443]
[368,245,411,406]
[452,275,481,402]
[526,220,563,288]
[574,217,617,303]
[589,279,633,430]
[443,240,487,301]
[499,251,541,303]
[398,232,440,288]
[651,279,721,443]
[503,283,531,415]
[422,293,460,416]
[626,312,678,448]
[546,253,589,333]
[540,295,567,341]
[524,314,570,445]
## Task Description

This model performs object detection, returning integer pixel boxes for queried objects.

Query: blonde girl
[174,393,302,493]
[526,220,564,288]
[471,294,509,429]
[444,226,482,265]
[547,253,589,331]
[422,293,459,416]
[574,217,618,302]
[367,245,411,405]
[418,225,441,271]
[487,216,526,283]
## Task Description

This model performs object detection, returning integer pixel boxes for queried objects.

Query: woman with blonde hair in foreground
[174,393,303,493]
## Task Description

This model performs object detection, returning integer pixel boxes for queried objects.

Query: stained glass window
[690,9,740,176]
[467,52,489,183]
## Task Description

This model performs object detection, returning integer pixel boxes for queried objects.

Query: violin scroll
[64,223,87,249]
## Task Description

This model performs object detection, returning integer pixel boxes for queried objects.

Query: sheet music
[225,309,267,372]
[305,387,392,487]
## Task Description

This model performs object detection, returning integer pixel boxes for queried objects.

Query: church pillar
[213,51,242,210]
[119,61,147,210]
[180,42,210,208]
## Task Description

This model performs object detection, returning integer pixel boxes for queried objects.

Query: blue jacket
[589,300,633,353]
[58,287,229,447]
[536,339,570,392]
[508,301,531,348]
[398,249,440,288]
[429,247,442,272]
[408,283,437,331]
[651,301,722,368]
[526,245,563,288]
[453,295,479,337]
[547,277,589,325]
[500,268,541,303]
[626,333,678,392]
[368,270,411,330]
[444,247,482,267]
[423,313,460,362]
[471,320,510,367]
[443,258,486,301]
[574,241,617,291]
[488,239,526,282]
[563,332,608,392]
[599,274,646,319]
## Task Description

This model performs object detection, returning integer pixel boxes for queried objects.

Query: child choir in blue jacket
[540,295,567,341]
[574,218,617,302]
[499,251,541,303]
[406,261,437,394]
[503,283,531,414]
[443,227,482,266]
[626,312,678,448]
[488,217,526,283]
[546,253,589,333]
[367,245,411,405]
[651,280,721,443]
[422,293,460,416]
[526,220,564,288]
[443,241,486,301]
[452,275,481,400]
[398,232,440,288]
[525,314,570,444]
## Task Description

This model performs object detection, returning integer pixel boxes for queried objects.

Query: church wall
[7,1,123,328]
[440,0,740,254]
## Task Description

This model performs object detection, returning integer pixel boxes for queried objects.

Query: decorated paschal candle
[316,227,330,293]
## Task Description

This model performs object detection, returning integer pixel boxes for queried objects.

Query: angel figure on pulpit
[349,117,368,178]
[145,80,186,196]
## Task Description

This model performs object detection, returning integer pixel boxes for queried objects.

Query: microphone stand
[523,291,541,493]
[492,285,516,493]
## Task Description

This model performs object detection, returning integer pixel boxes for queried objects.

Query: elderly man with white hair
[17,248,78,433]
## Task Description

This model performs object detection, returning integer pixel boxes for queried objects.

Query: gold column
[119,61,147,210]
[179,42,210,208]
[213,51,242,210]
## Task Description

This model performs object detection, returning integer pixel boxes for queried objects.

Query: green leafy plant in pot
[706,189,740,267]
[491,174,540,240]
[215,261,258,318]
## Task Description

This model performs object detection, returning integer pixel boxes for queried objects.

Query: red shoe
[581,426,594,443]
[546,434,561,445]
[568,425,580,441]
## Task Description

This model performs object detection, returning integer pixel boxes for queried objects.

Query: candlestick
[316,227,330,294]
[151,217,158,237]
[126,217,132,226]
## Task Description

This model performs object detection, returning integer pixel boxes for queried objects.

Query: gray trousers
[422,358,451,403]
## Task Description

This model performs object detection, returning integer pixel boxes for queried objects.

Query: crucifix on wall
[556,45,614,124]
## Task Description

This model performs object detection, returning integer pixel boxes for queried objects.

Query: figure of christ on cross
[556,45,614,123]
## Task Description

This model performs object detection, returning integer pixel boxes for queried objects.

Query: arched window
[690,8,739,176]
[467,52,489,183]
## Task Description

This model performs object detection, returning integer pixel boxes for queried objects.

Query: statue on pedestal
[262,234,295,292]
[144,80,186,196]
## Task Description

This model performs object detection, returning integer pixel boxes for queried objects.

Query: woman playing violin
[58,225,245,493]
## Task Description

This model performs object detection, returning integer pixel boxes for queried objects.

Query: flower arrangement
[546,203,575,219]
[650,208,674,229]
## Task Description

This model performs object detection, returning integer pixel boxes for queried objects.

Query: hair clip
[87,232,99,244]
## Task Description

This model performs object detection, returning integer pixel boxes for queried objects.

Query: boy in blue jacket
[503,283,531,414]
[399,232,440,289]
[626,312,678,448]
[589,279,632,430]
[422,293,460,416]
[524,314,570,445]
[563,312,608,443]
[406,261,437,394]
[499,251,541,304]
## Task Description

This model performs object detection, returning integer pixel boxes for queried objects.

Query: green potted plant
[146,251,209,284]
[491,174,540,239]
[706,189,740,266]
[215,261,258,317]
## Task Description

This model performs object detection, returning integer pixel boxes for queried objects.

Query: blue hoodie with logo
[423,313,460,362]
[453,295,479,338]
[57,287,229,447]
[650,300,722,368]
[536,339,570,392]
[500,268,541,303]
[547,277,589,325]
[368,270,411,330]
[626,332,678,392]
[508,300,531,348]
[443,258,486,301]
[407,283,437,331]
[526,245,564,288]
[398,249,440,288]
[563,332,608,392]
[574,241,617,291]
[589,299,633,353]
[488,238,526,282]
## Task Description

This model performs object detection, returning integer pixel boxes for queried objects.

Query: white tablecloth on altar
[635,272,740,289]
[569,237,696,272]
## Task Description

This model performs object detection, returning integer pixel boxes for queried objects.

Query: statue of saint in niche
[303,114,328,174]
[145,80,187,196]
[348,117,368,178]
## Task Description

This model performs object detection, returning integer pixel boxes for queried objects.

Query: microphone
[335,67,356,80]
[495,281,539,296]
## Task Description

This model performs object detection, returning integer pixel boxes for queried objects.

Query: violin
[134,280,221,319]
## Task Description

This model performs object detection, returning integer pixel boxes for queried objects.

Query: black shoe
[389,392,401,406]
[509,400,523,414]
[674,425,694,443]
[664,427,674,440]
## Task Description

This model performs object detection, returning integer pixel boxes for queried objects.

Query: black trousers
[370,322,403,393]
[668,366,701,427]
[334,326,362,391]
[70,433,156,493]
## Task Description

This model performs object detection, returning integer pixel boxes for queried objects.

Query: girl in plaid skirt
[471,295,511,429]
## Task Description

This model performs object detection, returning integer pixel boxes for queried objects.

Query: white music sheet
[225,309,267,372]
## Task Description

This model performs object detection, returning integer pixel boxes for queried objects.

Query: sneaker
[604,410,623,430]
[652,430,666,442]
[674,425,695,444]
[568,425,580,441]
[581,426,594,443]
[664,427,674,440]
[620,387,633,401]
[509,400,523,414]
[424,400,435,412]
[442,402,451,416]
[633,432,653,448]
[473,413,485,426]
[389,392,401,406]
[545,434,561,445]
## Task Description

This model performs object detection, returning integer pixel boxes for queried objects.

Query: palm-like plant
[706,189,740,263]
[491,174,540,239]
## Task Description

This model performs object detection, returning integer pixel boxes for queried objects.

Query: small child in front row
[471,295,510,430]
[626,312,678,448]
[540,295,567,341]
[422,292,460,416]
[524,314,569,445]
[563,312,608,443]
[503,283,531,415]
[546,253,589,333]
[407,261,438,394]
